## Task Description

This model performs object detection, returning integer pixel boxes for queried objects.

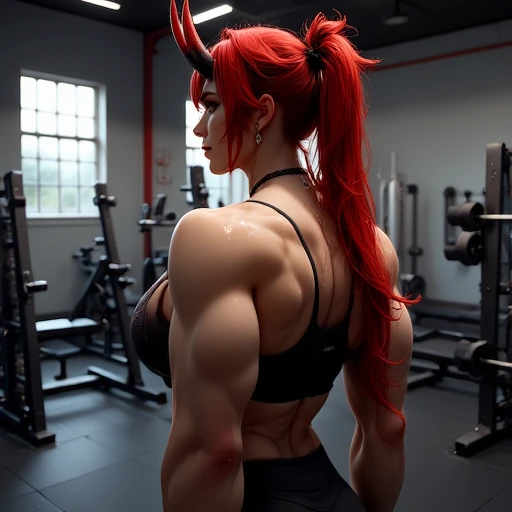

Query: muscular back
[237,192,364,460]
[156,182,411,465]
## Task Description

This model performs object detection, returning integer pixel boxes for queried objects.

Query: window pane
[80,187,96,214]
[37,79,57,113]
[40,186,59,213]
[79,163,96,186]
[39,160,59,185]
[186,149,195,167]
[37,112,57,135]
[186,127,201,148]
[60,139,78,161]
[78,140,96,162]
[77,117,95,139]
[21,109,36,133]
[57,83,76,115]
[61,161,78,186]
[191,148,210,169]
[185,100,201,128]
[20,77,37,109]
[21,158,38,184]
[24,185,38,213]
[77,86,95,117]
[39,137,59,159]
[61,187,78,213]
[219,172,230,189]
[57,115,77,137]
[204,172,220,190]
[21,135,38,158]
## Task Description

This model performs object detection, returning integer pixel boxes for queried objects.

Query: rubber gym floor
[1,336,511,512]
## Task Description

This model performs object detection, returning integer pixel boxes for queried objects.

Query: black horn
[170,0,214,80]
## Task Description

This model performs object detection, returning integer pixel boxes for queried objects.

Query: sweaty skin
[154,179,412,511]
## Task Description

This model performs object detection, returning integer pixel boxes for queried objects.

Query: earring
[255,124,262,145]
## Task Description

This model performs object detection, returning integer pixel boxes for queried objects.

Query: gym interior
[1,1,512,511]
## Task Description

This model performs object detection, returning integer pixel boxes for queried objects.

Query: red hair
[190,13,419,432]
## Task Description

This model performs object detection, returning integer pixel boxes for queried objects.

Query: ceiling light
[383,0,410,27]
[81,0,121,10]
[193,4,233,25]
[383,12,409,26]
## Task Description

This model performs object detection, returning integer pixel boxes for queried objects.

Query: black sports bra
[130,200,355,402]
[246,200,355,403]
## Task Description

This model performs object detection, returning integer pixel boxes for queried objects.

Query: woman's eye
[205,103,217,113]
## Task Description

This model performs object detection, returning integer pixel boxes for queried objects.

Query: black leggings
[241,444,366,511]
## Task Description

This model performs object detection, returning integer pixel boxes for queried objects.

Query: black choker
[249,168,306,197]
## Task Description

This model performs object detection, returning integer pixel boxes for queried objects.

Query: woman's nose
[193,117,206,138]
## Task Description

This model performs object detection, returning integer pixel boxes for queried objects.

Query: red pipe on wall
[373,40,512,72]
[143,27,171,259]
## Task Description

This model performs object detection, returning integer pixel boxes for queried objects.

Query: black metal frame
[407,184,421,275]
[455,142,512,457]
[69,255,127,361]
[139,193,176,293]
[0,171,54,446]
[181,166,210,209]
[408,329,481,390]
[88,182,167,399]
[444,186,457,246]
[0,175,167,447]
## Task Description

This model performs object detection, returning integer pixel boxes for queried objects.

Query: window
[20,74,101,217]
[185,100,248,206]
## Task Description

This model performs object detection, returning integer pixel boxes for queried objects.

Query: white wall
[364,20,512,304]
[0,0,144,315]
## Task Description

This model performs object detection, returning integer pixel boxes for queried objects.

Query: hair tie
[305,47,323,72]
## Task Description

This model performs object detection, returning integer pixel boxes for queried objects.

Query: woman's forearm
[350,435,405,512]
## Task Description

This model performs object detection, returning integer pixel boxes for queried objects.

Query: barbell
[454,339,512,379]
[448,201,512,232]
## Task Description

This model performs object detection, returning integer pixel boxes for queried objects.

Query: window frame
[19,69,104,220]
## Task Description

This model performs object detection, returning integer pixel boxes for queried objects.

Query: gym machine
[0,173,167,446]
[442,142,512,457]
[407,188,494,389]
[400,184,426,299]
[180,165,225,209]
[138,166,220,294]
[378,154,426,300]
[181,165,211,209]
[139,193,177,293]
[48,191,144,377]
[68,240,136,369]
[409,186,505,329]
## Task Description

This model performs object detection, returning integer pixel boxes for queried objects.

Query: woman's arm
[343,230,413,512]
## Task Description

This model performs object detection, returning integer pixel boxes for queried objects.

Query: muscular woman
[130,1,418,510]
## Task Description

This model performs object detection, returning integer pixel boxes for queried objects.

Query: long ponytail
[305,14,419,430]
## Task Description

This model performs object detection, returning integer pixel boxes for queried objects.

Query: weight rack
[0,174,167,447]
[0,171,54,445]
[454,142,512,457]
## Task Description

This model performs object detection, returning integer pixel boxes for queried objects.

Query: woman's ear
[255,94,275,131]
